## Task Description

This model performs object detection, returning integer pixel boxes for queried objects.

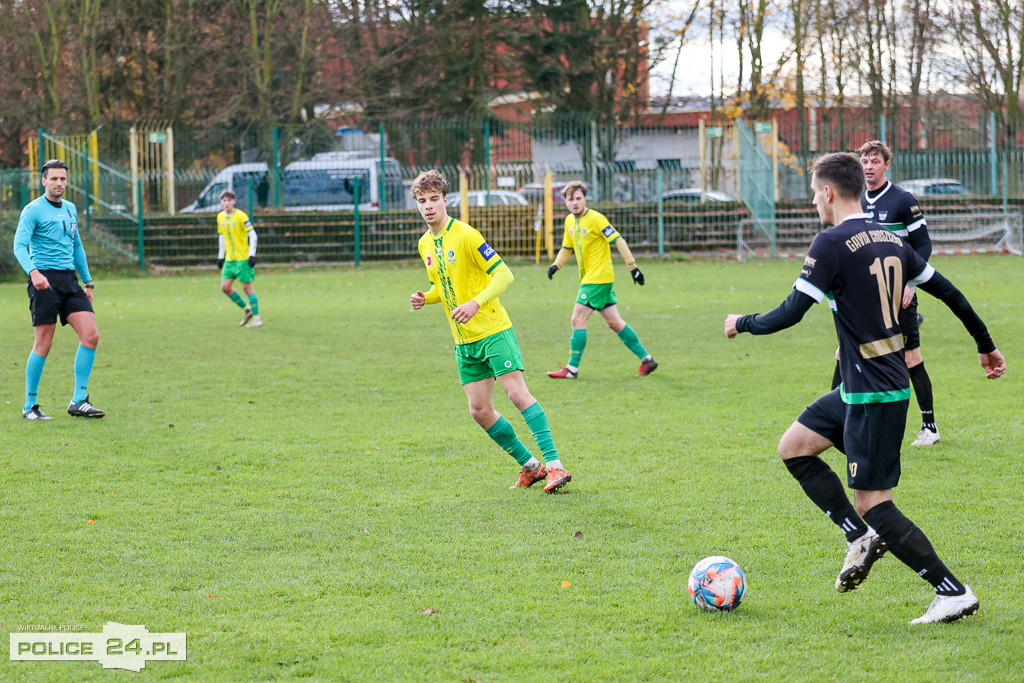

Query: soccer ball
[688,556,747,612]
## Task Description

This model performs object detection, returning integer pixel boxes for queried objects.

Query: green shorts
[576,282,617,310]
[454,327,524,385]
[222,260,255,283]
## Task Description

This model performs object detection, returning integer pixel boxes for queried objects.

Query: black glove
[217,258,224,269]
[248,256,257,267]
[631,267,645,286]
[547,264,558,279]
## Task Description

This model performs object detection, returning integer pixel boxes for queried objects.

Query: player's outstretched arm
[916,269,1003,378]
[725,289,816,338]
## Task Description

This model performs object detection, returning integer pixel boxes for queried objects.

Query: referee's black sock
[830,361,842,391]
[909,363,937,431]
[784,456,867,542]
[863,501,965,596]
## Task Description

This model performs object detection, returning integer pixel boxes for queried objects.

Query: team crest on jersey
[446,247,457,263]
[425,253,433,267]
[878,211,888,221]
[602,225,615,237]
[478,242,496,259]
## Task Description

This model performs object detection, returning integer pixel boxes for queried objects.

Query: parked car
[447,190,529,208]
[898,178,969,197]
[661,188,738,203]
[518,182,569,204]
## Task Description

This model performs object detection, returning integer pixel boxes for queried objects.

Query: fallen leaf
[169,424,175,428]
[574,531,583,539]
[87,520,96,525]
[421,608,439,614]
[207,593,217,598]
[561,580,571,588]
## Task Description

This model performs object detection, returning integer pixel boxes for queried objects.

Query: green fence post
[37,128,45,172]
[136,180,145,270]
[21,171,29,207]
[353,177,361,267]
[273,126,281,208]
[379,123,386,211]
[247,177,254,215]
[83,162,91,234]
[989,111,998,197]
[656,167,664,257]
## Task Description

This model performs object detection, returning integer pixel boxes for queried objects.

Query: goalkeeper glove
[217,258,224,269]
[248,256,257,267]
[631,267,645,286]
[547,264,558,279]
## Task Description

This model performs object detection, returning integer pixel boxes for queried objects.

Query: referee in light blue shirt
[13,159,105,419]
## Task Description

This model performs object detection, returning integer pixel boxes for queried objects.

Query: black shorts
[797,388,909,491]
[900,294,920,351]
[27,270,93,326]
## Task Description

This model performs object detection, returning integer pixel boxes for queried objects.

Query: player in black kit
[836,140,939,446]
[725,152,1005,624]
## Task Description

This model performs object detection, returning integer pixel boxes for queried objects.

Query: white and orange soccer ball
[688,556,747,612]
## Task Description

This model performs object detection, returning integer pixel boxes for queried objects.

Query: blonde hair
[411,170,449,197]
[560,180,588,199]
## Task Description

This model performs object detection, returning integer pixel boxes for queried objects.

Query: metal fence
[2,108,1022,269]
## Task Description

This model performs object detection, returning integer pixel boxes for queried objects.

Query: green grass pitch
[1,254,1021,681]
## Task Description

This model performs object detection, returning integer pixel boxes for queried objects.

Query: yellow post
[89,131,100,199]
[459,170,469,223]
[165,127,176,215]
[544,170,554,260]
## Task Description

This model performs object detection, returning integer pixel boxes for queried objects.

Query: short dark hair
[811,153,865,200]
[41,159,68,178]
[856,140,892,163]
[220,189,236,200]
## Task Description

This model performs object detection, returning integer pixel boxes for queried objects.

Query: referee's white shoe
[911,428,940,446]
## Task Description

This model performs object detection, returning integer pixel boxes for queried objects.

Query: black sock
[863,501,965,596]
[830,361,842,391]
[909,363,936,431]
[784,456,867,542]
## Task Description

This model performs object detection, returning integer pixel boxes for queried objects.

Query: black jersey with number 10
[794,213,934,405]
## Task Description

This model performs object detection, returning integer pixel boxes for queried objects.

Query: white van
[181,156,404,213]
[180,163,271,213]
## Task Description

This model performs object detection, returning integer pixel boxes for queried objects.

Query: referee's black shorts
[27,269,93,327]
[797,388,908,491]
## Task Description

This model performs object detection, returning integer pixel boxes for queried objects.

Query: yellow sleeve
[472,261,514,306]
[423,284,441,305]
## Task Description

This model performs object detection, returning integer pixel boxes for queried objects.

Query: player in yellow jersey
[216,190,262,327]
[546,181,657,379]
[408,170,571,493]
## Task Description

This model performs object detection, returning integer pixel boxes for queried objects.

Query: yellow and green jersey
[561,208,621,284]
[217,209,254,261]
[418,217,513,344]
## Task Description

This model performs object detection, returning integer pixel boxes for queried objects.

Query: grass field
[1,255,1021,681]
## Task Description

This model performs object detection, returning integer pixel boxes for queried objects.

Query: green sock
[485,415,534,466]
[522,402,561,469]
[569,328,587,368]
[229,291,246,308]
[617,324,648,359]
[248,293,260,315]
